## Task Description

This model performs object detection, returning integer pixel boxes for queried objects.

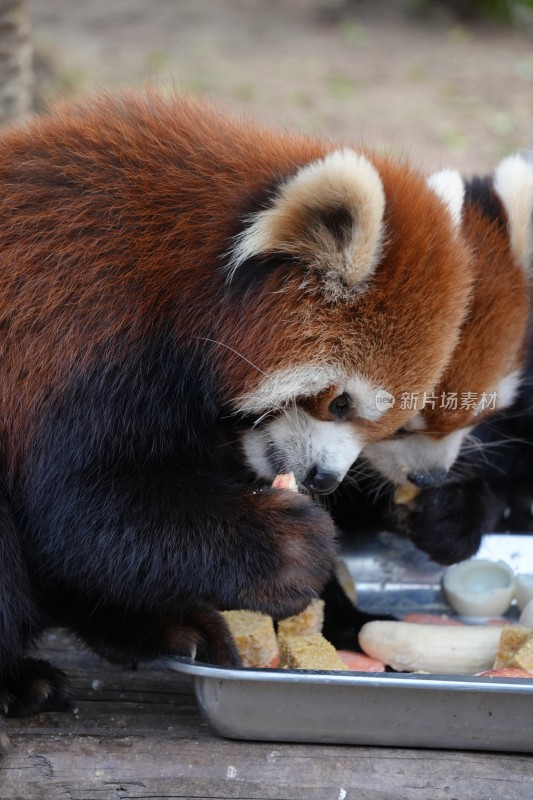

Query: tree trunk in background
[0,0,33,125]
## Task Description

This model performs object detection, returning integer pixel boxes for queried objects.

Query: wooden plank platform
[1,630,532,800]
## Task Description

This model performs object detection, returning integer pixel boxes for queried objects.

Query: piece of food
[515,574,533,612]
[272,472,298,492]
[402,613,464,626]
[334,558,358,606]
[393,482,421,505]
[279,634,348,671]
[221,609,279,668]
[277,599,325,639]
[519,598,533,628]
[358,620,503,674]
[336,650,385,671]
[501,636,533,673]
[494,624,533,672]
[493,624,532,667]
[477,667,533,678]
[442,558,515,617]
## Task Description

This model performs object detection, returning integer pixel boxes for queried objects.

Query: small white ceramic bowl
[442,558,516,617]
[515,574,533,613]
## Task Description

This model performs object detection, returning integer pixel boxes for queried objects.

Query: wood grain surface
[1,630,532,800]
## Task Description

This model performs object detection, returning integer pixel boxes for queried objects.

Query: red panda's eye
[328,392,351,418]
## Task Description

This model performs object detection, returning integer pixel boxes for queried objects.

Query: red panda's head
[212,147,474,492]
[0,93,473,487]
[363,155,533,489]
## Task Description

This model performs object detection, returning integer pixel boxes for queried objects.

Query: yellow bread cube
[277,599,325,639]
[506,637,533,673]
[279,633,348,671]
[494,624,533,668]
[221,609,279,668]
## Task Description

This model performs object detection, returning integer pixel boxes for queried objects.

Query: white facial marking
[404,413,426,432]
[235,366,392,422]
[495,370,521,409]
[363,428,469,486]
[241,407,363,485]
[345,376,395,421]
[427,169,464,230]
[235,364,344,416]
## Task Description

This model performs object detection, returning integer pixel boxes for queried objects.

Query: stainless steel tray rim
[166,656,533,693]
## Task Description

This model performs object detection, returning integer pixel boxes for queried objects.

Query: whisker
[253,410,275,428]
[196,336,269,377]
[215,437,246,449]
[461,434,530,454]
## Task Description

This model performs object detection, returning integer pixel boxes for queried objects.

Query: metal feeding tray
[167,533,533,752]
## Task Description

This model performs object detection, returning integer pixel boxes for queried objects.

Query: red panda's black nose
[407,469,448,488]
[303,467,340,495]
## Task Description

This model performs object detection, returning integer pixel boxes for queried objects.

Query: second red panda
[357,155,533,562]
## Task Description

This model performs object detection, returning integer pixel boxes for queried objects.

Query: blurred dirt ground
[28,0,533,176]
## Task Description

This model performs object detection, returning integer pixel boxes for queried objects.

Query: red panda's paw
[161,608,242,668]
[236,490,338,620]
[1,658,71,717]
[123,607,242,668]
[394,478,487,565]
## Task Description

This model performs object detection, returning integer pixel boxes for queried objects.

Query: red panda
[0,90,473,718]
[357,155,533,562]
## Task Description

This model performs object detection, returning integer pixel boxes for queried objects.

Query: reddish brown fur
[421,200,528,438]
[0,91,482,719]
[0,91,473,471]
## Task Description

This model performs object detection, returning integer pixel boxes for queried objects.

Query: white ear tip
[427,169,464,229]
[496,152,533,174]
[494,154,533,197]
[494,154,533,270]
[227,148,386,300]
[519,149,533,167]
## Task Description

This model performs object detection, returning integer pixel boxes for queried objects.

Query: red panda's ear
[493,154,533,274]
[426,169,464,231]
[227,148,386,301]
